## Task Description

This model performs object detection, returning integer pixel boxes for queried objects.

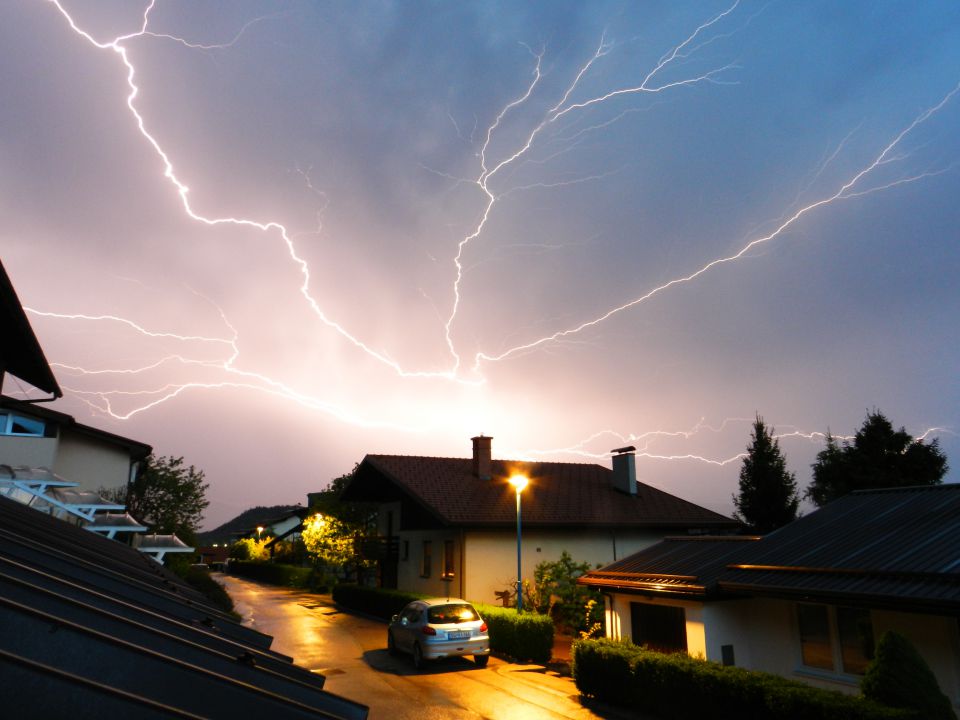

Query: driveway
[218,574,633,720]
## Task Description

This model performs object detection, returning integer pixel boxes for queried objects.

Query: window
[796,604,874,675]
[631,603,687,653]
[402,540,409,561]
[421,540,432,577]
[837,607,874,674]
[797,604,833,670]
[0,413,46,437]
[443,540,455,578]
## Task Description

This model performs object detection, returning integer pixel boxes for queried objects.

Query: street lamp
[256,525,264,540]
[508,474,529,612]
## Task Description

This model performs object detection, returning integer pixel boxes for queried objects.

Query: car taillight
[480,622,487,633]
[421,626,437,635]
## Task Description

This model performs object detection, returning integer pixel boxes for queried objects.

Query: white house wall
[606,592,960,712]
[463,529,663,607]
[54,432,132,491]
[0,435,58,469]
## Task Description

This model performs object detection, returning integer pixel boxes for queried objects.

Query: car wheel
[474,654,489,668]
[387,630,398,656]
[412,642,425,670]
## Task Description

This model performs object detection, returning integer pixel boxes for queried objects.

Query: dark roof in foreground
[344,454,737,529]
[581,484,960,614]
[580,536,760,597]
[0,494,367,719]
[0,259,61,397]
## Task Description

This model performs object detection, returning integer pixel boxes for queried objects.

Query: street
[218,574,628,720]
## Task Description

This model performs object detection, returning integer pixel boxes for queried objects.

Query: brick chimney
[611,445,637,495]
[472,435,492,479]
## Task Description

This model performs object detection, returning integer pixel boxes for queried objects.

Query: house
[0,259,190,559]
[578,484,960,710]
[340,436,739,604]
[0,395,152,494]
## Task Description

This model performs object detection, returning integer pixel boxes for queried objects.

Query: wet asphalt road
[217,574,624,720]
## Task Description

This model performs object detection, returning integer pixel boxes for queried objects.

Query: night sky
[3,0,958,528]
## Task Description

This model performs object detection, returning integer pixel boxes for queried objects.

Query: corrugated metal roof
[0,495,367,718]
[579,536,759,597]
[345,455,738,529]
[580,485,960,612]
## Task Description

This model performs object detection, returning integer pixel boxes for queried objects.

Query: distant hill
[197,504,303,545]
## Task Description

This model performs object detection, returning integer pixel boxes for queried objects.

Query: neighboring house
[0,259,191,560]
[340,436,739,604]
[0,395,151,493]
[579,484,960,710]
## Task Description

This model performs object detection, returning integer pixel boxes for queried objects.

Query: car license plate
[447,631,470,640]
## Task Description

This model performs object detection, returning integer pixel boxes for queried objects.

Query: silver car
[388,598,490,669]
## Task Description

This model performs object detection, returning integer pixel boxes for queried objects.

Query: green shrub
[331,584,427,619]
[572,638,917,720]
[474,603,554,664]
[862,631,957,720]
[182,565,236,614]
[229,560,315,589]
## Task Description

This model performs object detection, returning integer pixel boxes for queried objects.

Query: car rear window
[427,604,479,624]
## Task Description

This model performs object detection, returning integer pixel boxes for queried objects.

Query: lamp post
[508,474,529,612]
[256,525,264,540]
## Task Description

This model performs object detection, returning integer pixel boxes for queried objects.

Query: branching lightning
[17,1,956,481]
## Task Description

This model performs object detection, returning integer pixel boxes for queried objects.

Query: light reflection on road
[217,574,624,720]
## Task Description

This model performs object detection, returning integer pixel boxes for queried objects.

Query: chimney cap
[611,445,636,455]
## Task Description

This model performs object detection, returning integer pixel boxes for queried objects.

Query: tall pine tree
[733,415,799,534]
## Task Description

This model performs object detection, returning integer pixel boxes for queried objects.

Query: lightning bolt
[24,1,955,470]
[473,81,960,369]
[45,0,465,384]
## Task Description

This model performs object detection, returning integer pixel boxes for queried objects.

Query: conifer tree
[732,415,799,534]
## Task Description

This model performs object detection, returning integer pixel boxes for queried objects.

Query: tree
[732,415,799,534]
[807,411,949,506]
[125,455,209,545]
[528,551,604,635]
[861,631,957,720]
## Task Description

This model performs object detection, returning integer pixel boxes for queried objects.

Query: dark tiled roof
[579,536,760,597]
[347,455,737,529]
[0,495,367,718]
[580,484,960,613]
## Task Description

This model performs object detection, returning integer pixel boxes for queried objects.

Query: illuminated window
[837,607,874,674]
[796,604,874,675]
[630,603,687,653]
[797,604,833,670]
[421,540,432,577]
[443,540,455,578]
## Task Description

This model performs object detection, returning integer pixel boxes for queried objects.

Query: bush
[572,638,917,720]
[474,603,554,664]
[332,584,427,619]
[862,631,957,720]
[229,560,318,589]
[182,565,236,615]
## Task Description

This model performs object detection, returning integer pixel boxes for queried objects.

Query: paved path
[218,574,634,720]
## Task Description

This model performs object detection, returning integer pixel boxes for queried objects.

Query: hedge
[228,560,316,589]
[331,584,428,619]
[572,639,918,720]
[473,603,553,664]
[331,586,554,663]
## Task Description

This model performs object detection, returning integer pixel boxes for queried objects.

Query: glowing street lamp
[508,474,529,612]
[256,525,264,540]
